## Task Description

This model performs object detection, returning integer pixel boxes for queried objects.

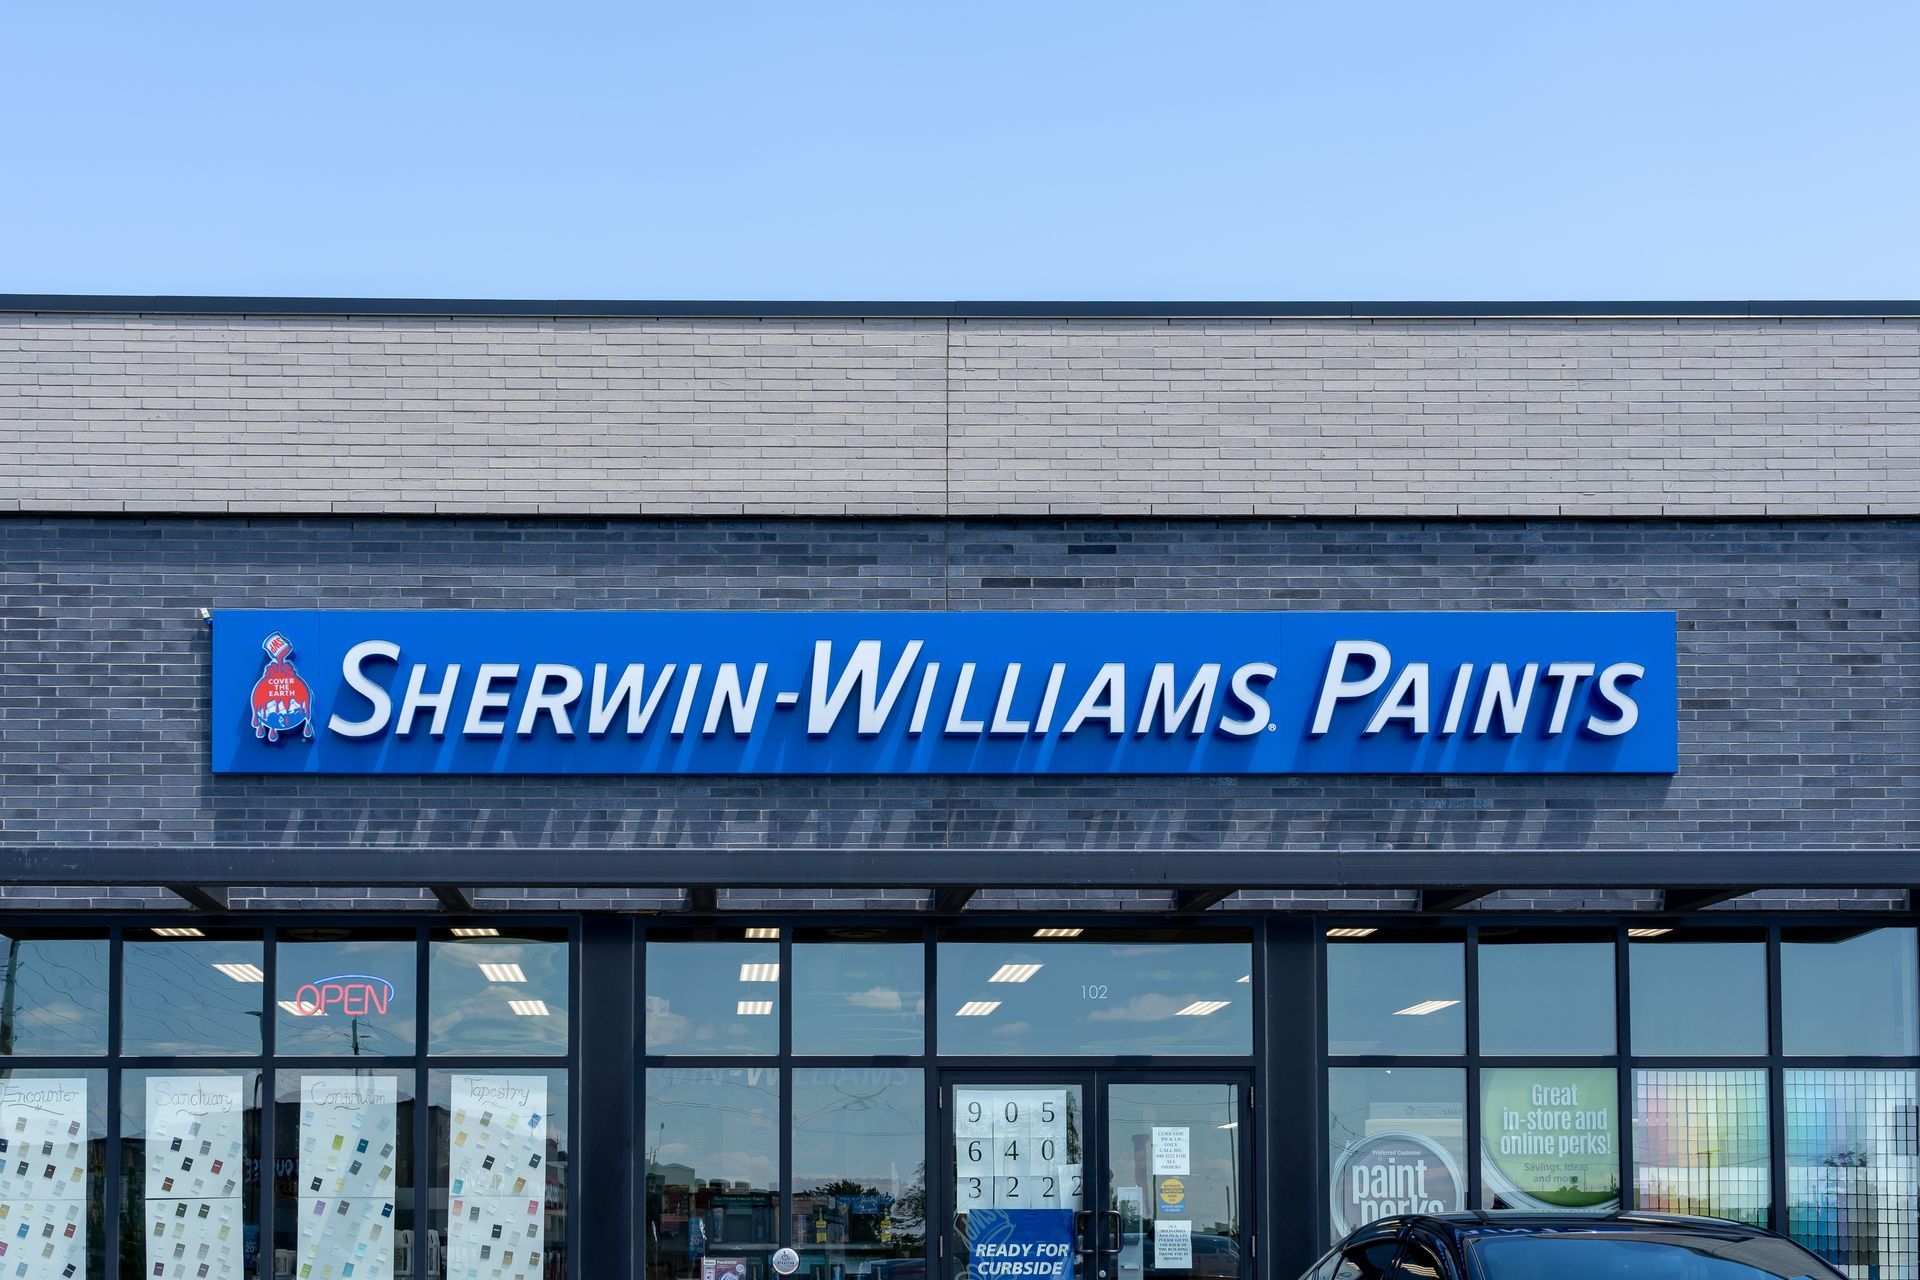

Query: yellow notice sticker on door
[1156,1176,1186,1216]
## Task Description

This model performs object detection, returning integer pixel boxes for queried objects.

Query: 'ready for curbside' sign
[209,610,1677,775]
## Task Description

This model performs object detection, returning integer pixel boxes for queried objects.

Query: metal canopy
[3,844,1912,894]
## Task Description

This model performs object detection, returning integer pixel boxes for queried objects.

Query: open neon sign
[286,974,396,1017]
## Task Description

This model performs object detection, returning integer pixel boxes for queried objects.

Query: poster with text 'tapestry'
[447,1074,549,1280]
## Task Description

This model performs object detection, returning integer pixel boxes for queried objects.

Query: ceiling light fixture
[1628,927,1673,938]
[989,963,1043,983]
[151,927,205,938]
[277,999,320,1017]
[1326,927,1378,939]
[739,962,780,982]
[1174,1000,1230,1017]
[212,962,264,983]
[1033,928,1083,938]
[954,1001,1002,1017]
[1393,999,1460,1017]
[736,1000,773,1016]
[508,1000,550,1017]
[478,963,526,983]
[745,928,780,939]
[450,927,500,938]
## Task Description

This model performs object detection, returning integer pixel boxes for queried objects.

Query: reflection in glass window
[0,930,109,1056]
[123,933,264,1056]
[430,930,569,1056]
[937,934,1252,1056]
[792,1069,925,1275]
[1786,1069,1920,1276]
[1326,937,1464,1055]
[1629,935,1767,1057]
[0,1067,109,1280]
[1477,936,1616,1056]
[793,939,924,1055]
[272,1069,415,1280]
[1478,1068,1620,1214]
[646,1068,780,1280]
[428,1069,570,1280]
[119,1070,263,1280]
[1326,1068,1466,1237]
[647,942,780,1056]
[1633,1069,1769,1226]
[1782,927,1919,1057]
[276,933,418,1056]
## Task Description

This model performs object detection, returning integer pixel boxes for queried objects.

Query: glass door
[940,1075,1249,1280]
[1102,1079,1250,1280]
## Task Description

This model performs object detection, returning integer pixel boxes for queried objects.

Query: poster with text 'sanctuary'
[0,1077,89,1280]
[145,1075,247,1280]
[298,1074,398,1280]
[446,1074,549,1280]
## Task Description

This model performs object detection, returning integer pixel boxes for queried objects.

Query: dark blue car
[1301,1213,1846,1280]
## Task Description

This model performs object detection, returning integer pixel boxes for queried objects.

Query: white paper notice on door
[1150,1126,1189,1176]
[954,1089,1070,1208]
[0,1076,89,1280]
[1153,1219,1193,1270]
[298,1073,398,1280]
[447,1073,550,1280]
[146,1075,246,1280]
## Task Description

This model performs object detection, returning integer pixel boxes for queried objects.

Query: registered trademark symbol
[1266,723,1276,731]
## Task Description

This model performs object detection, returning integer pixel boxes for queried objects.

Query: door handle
[1099,1209,1123,1257]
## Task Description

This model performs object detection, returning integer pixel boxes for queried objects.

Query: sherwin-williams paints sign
[209,610,1677,775]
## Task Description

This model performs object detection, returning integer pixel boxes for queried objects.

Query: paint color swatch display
[145,1076,246,1280]
[446,1075,549,1280]
[1632,1070,1769,1226]
[0,1078,89,1280]
[297,1075,398,1280]
[954,1090,1080,1211]
[1786,1070,1920,1279]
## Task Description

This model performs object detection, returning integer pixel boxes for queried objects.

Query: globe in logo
[250,631,314,742]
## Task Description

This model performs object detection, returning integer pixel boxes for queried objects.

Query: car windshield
[1472,1233,1844,1280]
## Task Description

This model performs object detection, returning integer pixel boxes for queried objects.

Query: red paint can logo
[251,631,313,742]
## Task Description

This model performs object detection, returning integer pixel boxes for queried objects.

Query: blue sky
[3,1,1917,299]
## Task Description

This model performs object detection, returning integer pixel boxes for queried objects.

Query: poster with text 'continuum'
[0,1077,89,1280]
[447,1075,548,1280]
[146,1076,246,1280]
[298,1075,398,1280]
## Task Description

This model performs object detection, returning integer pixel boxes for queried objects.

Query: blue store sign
[209,610,1677,775]
[967,1209,1076,1280]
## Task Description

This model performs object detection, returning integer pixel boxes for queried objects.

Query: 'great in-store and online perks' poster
[298,1074,398,1280]
[145,1075,246,1280]
[0,1077,89,1280]
[447,1074,549,1280]
[1479,1068,1620,1213]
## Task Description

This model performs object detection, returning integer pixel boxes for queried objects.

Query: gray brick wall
[3,314,1915,518]
[0,516,1912,912]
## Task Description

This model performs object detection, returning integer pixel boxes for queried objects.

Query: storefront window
[1786,1069,1920,1276]
[123,930,264,1057]
[430,929,570,1057]
[276,931,419,1057]
[647,940,781,1057]
[272,1068,416,1280]
[937,932,1252,1056]
[1782,927,1919,1057]
[0,1067,109,1280]
[1478,1067,1620,1213]
[429,1068,570,1279]
[119,1069,263,1280]
[1326,1068,1466,1237]
[1326,932,1464,1056]
[646,1067,780,1280]
[792,934,924,1056]
[1629,931,1767,1057]
[791,1069,925,1277]
[1632,1069,1769,1225]
[0,930,109,1057]
[1477,932,1616,1057]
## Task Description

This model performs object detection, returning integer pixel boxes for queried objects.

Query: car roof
[1395,1212,1780,1244]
